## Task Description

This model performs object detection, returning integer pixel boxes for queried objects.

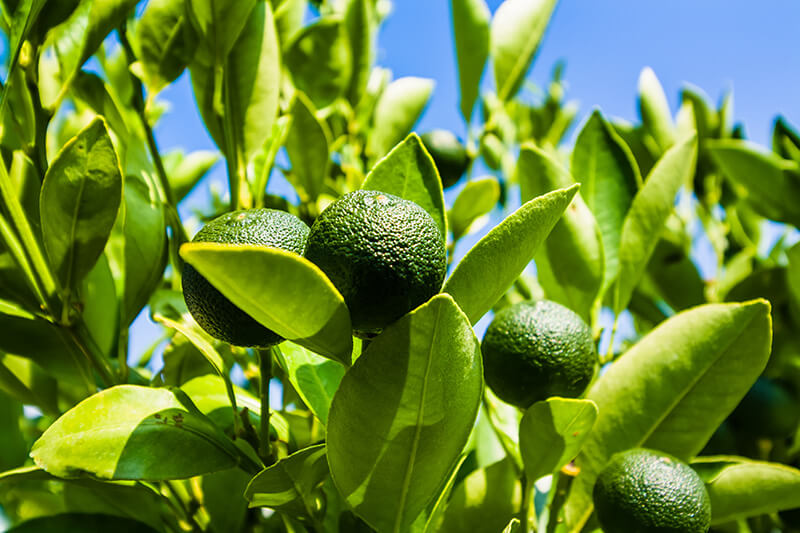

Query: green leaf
[120,173,167,326]
[637,67,675,153]
[37,0,139,109]
[202,468,251,533]
[6,513,159,533]
[132,0,197,94]
[285,92,331,202]
[0,354,58,414]
[327,294,483,533]
[244,444,329,519]
[70,70,129,143]
[225,0,281,164]
[343,0,374,105]
[615,133,698,314]
[490,0,557,101]
[571,110,640,297]
[187,0,256,63]
[284,17,351,109]
[414,455,468,533]
[0,392,27,471]
[0,67,36,150]
[180,243,352,364]
[772,115,800,161]
[692,456,800,524]
[502,518,522,533]
[274,342,345,426]
[564,300,773,531]
[517,145,603,322]
[40,117,122,292]
[4,0,47,95]
[518,398,598,483]
[448,177,499,241]
[443,185,578,324]
[30,385,240,480]
[439,458,522,533]
[163,149,219,201]
[708,139,800,226]
[362,133,447,238]
[450,0,490,122]
[80,254,118,358]
[367,76,434,162]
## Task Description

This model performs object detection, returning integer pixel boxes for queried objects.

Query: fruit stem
[258,347,276,465]
[519,476,537,532]
[545,471,574,533]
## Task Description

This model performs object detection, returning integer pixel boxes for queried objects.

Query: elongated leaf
[274,343,344,426]
[692,456,800,524]
[518,145,602,321]
[120,173,167,325]
[638,67,675,153]
[564,300,772,531]
[519,398,598,483]
[0,392,27,471]
[450,0,490,122]
[327,294,482,533]
[285,92,330,202]
[164,149,219,201]
[615,134,697,314]
[367,77,434,162]
[773,115,800,160]
[71,71,129,141]
[0,354,58,414]
[284,17,351,109]
[202,468,251,533]
[571,110,640,297]
[5,513,159,533]
[439,458,522,533]
[4,0,47,93]
[415,455,468,533]
[362,133,447,238]
[30,385,240,480]
[180,243,352,364]
[708,140,800,226]
[245,444,329,519]
[40,117,122,291]
[133,0,197,94]
[187,0,256,62]
[490,0,557,101]
[226,0,281,164]
[444,185,578,324]
[37,0,139,109]
[344,0,373,105]
[448,177,499,240]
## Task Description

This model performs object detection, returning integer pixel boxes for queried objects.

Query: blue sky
[133,0,800,360]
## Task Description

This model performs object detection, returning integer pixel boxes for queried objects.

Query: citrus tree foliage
[0,0,798,532]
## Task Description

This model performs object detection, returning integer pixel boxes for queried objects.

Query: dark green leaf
[367,76,434,162]
[450,0,490,122]
[362,133,447,238]
[79,254,118,358]
[285,92,331,202]
[284,17,351,109]
[187,0,256,63]
[202,468,251,533]
[564,300,772,531]
[571,110,640,297]
[327,294,482,532]
[70,71,129,141]
[0,354,58,414]
[244,444,328,519]
[132,0,197,94]
[0,391,27,471]
[40,117,122,292]
[0,67,35,150]
[444,185,578,324]
[692,456,800,524]
[163,149,219,201]
[180,243,352,364]
[490,0,557,101]
[708,139,800,226]
[439,458,521,533]
[343,0,373,105]
[448,176,499,240]
[30,385,240,480]
[772,115,800,161]
[518,398,598,482]
[6,513,159,533]
[274,342,345,426]
[517,145,602,322]
[615,133,698,314]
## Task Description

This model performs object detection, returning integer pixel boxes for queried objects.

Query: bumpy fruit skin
[420,130,470,189]
[304,190,446,335]
[481,300,595,408]
[593,448,711,533]
[182,209,310,347]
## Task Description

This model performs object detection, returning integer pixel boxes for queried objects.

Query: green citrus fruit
[730,377,800,439]
[182,209,310,347]
[420,130,470,188]
[593,448,712,533]
[481,300,596,408]
[304,190,446,335]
